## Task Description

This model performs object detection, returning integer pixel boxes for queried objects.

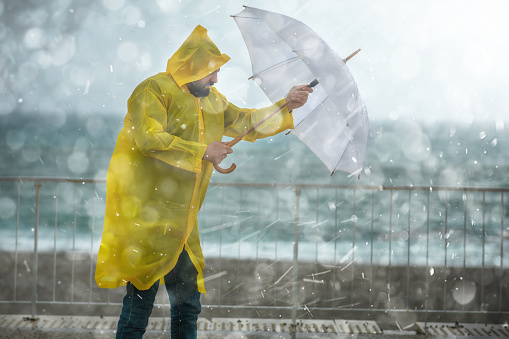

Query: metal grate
[0,315,117,331]
[0,314,381,335]
[6,315,509,336]
[416,322,509,337]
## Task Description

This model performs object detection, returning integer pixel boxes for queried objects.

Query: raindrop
[376,291,388,303]
[121,6,141,26]
[21,144,41,163]
[23,27,47,49]
[0,23,5,40]
[68,152,90,174]
[33,50,52,68]
[0,197,16,219]
[495,119,504,132]
[479,131,486,140]
[50,34,76,66]
[24,260,31,272]
[18,62,39,84]
[490,138,498,147]
[452,280,476,305]
[103,0,125,11]
[6,130,25,150]
[117,41,138,62]
[0,92,16,115]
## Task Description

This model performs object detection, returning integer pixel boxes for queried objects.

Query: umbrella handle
[212,136,243,174]
[214,162,236,174]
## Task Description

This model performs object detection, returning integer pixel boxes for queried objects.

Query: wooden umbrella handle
[213,162,236,174]
[213,135,243,174]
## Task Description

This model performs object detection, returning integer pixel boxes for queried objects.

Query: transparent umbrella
[226,5,369,176]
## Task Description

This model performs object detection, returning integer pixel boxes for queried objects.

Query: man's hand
[285,84,313,111]
[203,140,233,165]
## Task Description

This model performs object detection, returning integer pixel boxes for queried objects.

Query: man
[95,25,312,338]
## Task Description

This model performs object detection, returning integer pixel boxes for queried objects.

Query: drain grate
[416,322,509,337]
[335,319,382,334]
[208,318,381,334]
[0,315,118,331]
[210,318,340,333]
[6,315,507,337]
[1,315,377,334]
[0,315,381,335]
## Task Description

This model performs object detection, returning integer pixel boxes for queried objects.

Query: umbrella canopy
[232,6,369,176]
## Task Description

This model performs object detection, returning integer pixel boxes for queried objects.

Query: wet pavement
[1,314,507,338]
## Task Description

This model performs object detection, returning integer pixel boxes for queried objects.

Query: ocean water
[1,111,508,267]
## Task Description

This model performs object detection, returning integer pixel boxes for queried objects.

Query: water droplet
[452,280,476,305]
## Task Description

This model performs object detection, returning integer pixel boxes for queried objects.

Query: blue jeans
[116,249,201,339]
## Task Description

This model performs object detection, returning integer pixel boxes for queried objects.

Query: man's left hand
[285,85,313,111]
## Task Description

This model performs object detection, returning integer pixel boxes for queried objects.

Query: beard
[187,80,213,98]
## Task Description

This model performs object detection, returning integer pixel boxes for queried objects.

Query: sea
[1,110,508,268]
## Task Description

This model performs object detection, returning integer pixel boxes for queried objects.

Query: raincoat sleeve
[128,79,208,174]
[220,93,294,142]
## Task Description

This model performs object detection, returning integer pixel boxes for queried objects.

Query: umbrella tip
[344,49,361,63]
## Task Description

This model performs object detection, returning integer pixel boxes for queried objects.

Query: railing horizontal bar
[0,176,106,184]
[202,305,509,315]
[1,176,509,192]
[212,181,509,192]
[3,300,506,315]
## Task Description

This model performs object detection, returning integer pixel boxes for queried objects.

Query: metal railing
[0,176,507,327]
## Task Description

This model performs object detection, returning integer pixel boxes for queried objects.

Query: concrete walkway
[1,314,507,338]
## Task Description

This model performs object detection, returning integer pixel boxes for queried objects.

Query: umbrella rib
[230,15,260,19]
[290,96,328,130]
[248,56,300,80]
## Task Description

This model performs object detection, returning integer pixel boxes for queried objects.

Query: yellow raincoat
[95,25,294,293]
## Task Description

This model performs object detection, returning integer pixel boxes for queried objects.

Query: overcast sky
[1,0,508,125]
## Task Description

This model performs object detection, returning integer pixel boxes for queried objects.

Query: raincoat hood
[166,25,230,87]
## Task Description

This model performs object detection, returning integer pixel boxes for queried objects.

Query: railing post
[30,180,41,320]
[291,186,301,338]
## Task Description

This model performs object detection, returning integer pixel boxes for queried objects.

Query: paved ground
[2,314,508,338]
[0,329,459,339]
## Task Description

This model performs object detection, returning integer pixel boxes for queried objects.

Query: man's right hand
[203,140,233,165]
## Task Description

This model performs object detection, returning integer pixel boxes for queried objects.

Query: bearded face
[187,79,214,97]
[186,69,220,98]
